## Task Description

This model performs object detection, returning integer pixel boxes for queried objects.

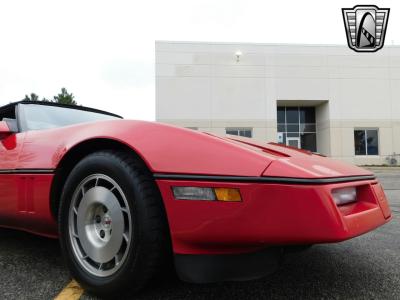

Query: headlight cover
[332,187,357,206]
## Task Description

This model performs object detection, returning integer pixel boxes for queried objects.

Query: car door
[0,103,58,236]
[0,116,25,226]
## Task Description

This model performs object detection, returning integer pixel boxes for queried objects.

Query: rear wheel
[58,151,169,296]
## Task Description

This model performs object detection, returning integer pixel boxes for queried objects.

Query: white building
[155,41,400,165]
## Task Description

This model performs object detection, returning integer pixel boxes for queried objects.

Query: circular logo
[103,216,112,228]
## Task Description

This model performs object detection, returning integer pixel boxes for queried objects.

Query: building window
[226,128,252,138]
[354,129,379,155]
[277,106,317,152]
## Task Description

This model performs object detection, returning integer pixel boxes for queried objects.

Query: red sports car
[0,101,392,296]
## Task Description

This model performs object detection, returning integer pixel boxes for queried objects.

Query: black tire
[58,151,170,297]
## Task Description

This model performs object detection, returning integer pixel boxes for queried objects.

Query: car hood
[220,135,373,179]
[23,119,372,179]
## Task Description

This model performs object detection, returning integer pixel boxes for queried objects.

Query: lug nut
[100,230,105,238]
[95,215,101,223]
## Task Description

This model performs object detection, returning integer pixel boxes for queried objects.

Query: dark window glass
[286,107,299,123]
[354,130,366,155]
[287,132,300,138]
[20,104,120,131]
[277,106,317,151]
[226,128,252,138]
[300,124,316,132]
[277,124,286,132]
[240,130,252,138]
[226,130,238,136]
[301,133,317,152]
[300,107,316,123]
[367,130,378,155]
[277,107,285,123]
[286,124,299,132]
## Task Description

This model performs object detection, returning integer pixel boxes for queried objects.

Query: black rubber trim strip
[154,173,376,184]
[0,169,55,174]
[1,100,122,119]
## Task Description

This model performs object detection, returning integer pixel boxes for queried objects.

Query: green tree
[53,87,77,105]
[22,88,77,105]
[23,93,40,101]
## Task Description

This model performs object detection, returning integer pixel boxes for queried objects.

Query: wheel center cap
[103,215,112,229]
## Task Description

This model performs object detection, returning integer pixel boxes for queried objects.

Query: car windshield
[20,104,121,131]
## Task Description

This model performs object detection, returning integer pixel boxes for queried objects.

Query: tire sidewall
[59,152,150,293]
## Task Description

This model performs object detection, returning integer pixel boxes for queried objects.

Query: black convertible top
[0,100,123,119]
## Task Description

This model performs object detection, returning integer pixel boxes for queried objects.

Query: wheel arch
[50,138,153,219]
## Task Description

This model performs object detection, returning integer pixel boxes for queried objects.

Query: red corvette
[0,101,391,296]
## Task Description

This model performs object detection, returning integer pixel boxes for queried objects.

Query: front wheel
[58,151,169,296]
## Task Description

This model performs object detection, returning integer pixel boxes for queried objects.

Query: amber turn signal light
[214,188,242,202]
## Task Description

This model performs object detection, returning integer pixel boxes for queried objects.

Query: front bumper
[156,177,391,255]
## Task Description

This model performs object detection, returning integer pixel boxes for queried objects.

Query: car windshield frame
[18,103,122,132]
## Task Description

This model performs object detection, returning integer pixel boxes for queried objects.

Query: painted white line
[54,280,84,300]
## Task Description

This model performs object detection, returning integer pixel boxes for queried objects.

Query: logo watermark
[342,5,390,52]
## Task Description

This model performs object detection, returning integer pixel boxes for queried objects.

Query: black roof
[0,100,123,119]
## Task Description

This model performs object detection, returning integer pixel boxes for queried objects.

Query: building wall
[155,41,400,165]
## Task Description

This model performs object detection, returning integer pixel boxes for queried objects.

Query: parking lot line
[54,280,84,300]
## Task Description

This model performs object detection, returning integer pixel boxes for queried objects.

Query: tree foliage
[22,88,77,105]
[53,88,77,105]
[23,93,40,102]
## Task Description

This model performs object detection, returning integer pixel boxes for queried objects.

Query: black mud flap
[174,247,284,284]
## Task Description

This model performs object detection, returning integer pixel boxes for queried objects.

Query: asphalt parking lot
[0,168,399,300]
